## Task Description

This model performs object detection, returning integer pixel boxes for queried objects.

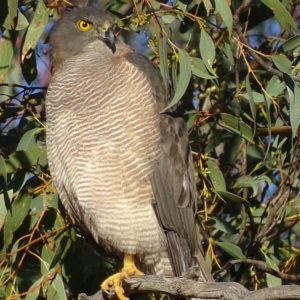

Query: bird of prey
[46,6,214,300]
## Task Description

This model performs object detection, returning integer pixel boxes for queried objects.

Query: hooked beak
[99,27,116,53]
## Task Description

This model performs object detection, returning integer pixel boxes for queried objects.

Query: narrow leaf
[191,57,216,79]
[7,0,18,29]
[21,0,48,62]
[278,36,300,53]
[271,54,291,74]
[200,29,215,69]
[49,235,71,269]
[158,32,169,100]
[5,145,47,173]
[283,73,300,136]
[175,0,187,11]
[0,29,17,83]
[234,175,259,197]
[162,15,175,24]
[218,113,256,144]
[150,0,160,10]
[15,10,29,31]
[0,155,7,187]
[41,260,67,300]
[261,0,297,30]
[206,160,226,191]
[162,49,191,111]
[241,91,265,103]
[265,255,282,287]
[266,75,285,97]
[215,241,246,260]
[3,189,32,247]
[215,0,233,33]
[217,190,249,206]
[16,128,43,151]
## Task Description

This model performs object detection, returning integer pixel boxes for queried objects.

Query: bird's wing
[124,50,213,281]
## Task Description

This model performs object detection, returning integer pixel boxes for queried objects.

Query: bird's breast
[50,53,162,179]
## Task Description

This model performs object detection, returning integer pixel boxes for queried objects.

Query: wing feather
[124,49,213,280]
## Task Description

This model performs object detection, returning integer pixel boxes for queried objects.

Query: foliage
[1,0,300,299]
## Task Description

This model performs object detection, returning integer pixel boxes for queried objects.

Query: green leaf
[215,241,246,260]
[21,0,48,62]
[41,243,54,266]
[171,57,178,92]
[16,128,44,151]
[150,0,160,10]
[162,15,175,24]
[49,235,71,270]
[0,288,8,297]
[5,145,47,173]
[158,32,169,101]
[261,0,297,30]
[0,0,18,29]
[191,57,216,79]
[241,91,265,104]
[0,29,17,83]
[203,0,213,15]
[254,175,272,185]
[200,29,215,69]
[8,0,18,29]
[11,170,30,197]
[215,0,233,33]
[216,190,249,206]
[234,175,258,197]
[266,75,285,97]
[0,155,7,188]
[265,255,282,287]
[15,10,29,31]
[187,112,197,130]
[283,73,300,136]
[24,278,42,300]
[278,36,300,53]
[223,37,234,69]
[30,193,59,214]
[41,260,67,300]
[0,189,11,228]
[162,49,191,111]
[218,113,256,144]
[211,216,234,234]
[271,54,291,74]
[206,159,226,191]
[233,175,270,198]
[175,0,187,11]
[3,188,32,247]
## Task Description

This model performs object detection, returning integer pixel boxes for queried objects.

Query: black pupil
[82,22,88,28]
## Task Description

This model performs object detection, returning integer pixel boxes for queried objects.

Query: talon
[101,254,144,300]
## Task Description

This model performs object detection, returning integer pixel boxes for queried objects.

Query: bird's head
[49,7,116,72]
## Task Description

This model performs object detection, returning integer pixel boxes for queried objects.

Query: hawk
[46,6,213,299]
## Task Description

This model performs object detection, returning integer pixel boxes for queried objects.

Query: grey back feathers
[46,6,213,281]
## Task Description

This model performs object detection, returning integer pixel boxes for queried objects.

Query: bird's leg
[101,253,144,300]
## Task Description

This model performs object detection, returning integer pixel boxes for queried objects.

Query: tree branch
[233,0,300,82]
[77,275,300,300]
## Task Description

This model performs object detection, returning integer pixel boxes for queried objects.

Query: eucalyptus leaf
[162,49,191,111]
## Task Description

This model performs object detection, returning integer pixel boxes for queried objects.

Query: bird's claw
[101,265,144,300]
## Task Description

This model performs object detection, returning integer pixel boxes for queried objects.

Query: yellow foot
[101,254,144,300]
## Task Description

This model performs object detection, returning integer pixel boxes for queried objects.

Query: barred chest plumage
[46,41,165,257]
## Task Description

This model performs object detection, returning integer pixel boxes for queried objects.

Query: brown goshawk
[46,6,214,299]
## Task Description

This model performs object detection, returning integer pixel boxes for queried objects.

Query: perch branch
[77,275,300,300]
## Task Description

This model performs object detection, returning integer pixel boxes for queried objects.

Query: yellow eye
[77,20,93,31]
